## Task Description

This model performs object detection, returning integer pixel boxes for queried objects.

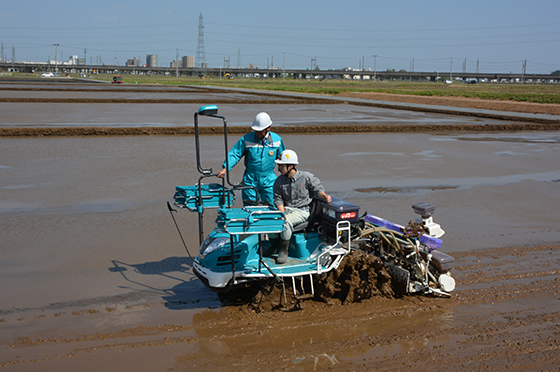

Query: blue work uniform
[222,131,285,205]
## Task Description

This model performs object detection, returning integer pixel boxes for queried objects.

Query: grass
[198,79,560,104]
[6,72,560,104]
[117,75,560,104]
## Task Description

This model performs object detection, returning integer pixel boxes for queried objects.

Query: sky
[1,0,560,74]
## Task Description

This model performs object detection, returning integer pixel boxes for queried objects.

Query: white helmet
[251,112,273,131]
[275,149,299,164]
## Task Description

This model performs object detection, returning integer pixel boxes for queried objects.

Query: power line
[3,21,559,33]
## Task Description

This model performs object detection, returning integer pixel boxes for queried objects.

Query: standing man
[217,112,285,206]
[272,150,331,264]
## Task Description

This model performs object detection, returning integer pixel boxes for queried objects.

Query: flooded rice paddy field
[0,80,559,371]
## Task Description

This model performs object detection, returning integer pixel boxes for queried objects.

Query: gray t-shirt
[273,170,325,208]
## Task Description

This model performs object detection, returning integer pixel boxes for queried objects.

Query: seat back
[292,197,320,233]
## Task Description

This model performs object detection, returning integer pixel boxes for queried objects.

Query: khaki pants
[272,206,310,241]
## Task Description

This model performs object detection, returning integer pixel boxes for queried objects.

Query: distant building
[182,56,194,68]
[48,55,80,66]
[146,54,158,68]
[68,55,79,65]
[126,57,140,67]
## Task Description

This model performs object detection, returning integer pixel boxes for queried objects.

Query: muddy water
[2,132,559,308]
[1,83,560,371]
[0,101,515,128]
[1,133,559,366]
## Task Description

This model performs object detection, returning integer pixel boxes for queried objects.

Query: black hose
[166,201,194,261]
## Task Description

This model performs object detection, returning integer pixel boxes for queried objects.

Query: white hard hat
[275,149,299,164]
[251,112,273,131]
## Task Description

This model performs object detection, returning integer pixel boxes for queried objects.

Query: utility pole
[373,55,378,81]
[84,48,87,66]
[283,52,285,80]
[176,48,179,78]
[522,59,527,83]
[54,44,59,75]
[450,58,453,80]
[236,47,241,68]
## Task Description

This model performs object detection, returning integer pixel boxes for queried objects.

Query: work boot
[276,239,290,264]
[262,237,279,257]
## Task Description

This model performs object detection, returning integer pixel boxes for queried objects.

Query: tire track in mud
[2,244,558,371]
[173,243,560,371]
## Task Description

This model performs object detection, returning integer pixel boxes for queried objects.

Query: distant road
[2,61,558,83]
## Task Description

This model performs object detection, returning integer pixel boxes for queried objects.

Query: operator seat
[292,197,320,234]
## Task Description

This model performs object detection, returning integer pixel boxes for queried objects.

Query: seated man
[272,150,331,264]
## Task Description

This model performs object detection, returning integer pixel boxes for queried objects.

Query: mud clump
[314,250,394,304]
[219,251,393,313]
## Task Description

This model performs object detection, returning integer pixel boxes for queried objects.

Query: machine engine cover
[318,196,360,225]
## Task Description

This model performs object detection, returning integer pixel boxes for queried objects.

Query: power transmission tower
[195,13,206,71]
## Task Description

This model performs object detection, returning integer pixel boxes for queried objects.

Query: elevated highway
[1,61,557,83]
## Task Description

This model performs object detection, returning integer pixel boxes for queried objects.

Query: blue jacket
[223,131,285,203]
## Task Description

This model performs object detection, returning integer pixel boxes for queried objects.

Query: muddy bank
[0,84,337,105]
[2,123,560,137]
[338,91,560,116]
[0,97,333,105]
